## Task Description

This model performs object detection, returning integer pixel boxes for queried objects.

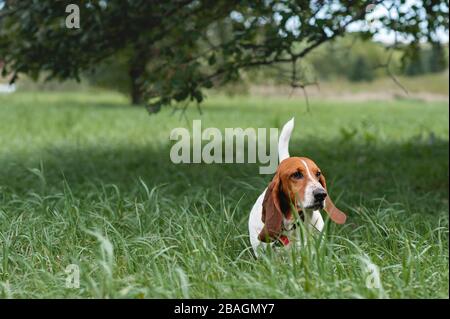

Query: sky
[350,0,449,44]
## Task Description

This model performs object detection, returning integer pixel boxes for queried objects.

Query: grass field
[0,91,448,298]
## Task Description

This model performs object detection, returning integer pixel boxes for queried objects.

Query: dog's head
[258,157,347,242]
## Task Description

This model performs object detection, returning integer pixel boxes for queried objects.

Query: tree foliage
[0,0,448,110]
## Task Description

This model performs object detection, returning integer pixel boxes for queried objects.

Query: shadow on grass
[0,135,448,215]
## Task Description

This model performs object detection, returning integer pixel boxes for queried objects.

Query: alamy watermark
[170,120,279,174]
[65,4,80,29]
[360,257,382,290]
[65,264,80,289]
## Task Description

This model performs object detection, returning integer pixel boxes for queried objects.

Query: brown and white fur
[248,118,347,257]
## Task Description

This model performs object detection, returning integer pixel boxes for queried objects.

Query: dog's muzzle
[305,188,327,210]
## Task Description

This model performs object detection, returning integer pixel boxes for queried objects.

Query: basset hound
[248,118,347,256]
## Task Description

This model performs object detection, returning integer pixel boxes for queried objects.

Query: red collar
[278,209,303,246]
[278,235,290,246]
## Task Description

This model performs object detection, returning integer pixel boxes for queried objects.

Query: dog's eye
[292,172,303,179]
[316,171,321,178]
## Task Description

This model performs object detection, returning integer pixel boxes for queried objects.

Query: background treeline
[245,35,449,85]
[85,35,448,96]
[3,36,448,95]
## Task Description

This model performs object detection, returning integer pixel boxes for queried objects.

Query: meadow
[0,91,448,298]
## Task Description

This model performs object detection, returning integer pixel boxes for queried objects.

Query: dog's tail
[278,117,294,163]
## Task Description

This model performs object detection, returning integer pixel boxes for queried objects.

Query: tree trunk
[130,73,144,105]
[129,50,147,106]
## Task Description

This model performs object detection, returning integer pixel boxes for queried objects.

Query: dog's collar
[277,235,290,246]
[275,208,303,247]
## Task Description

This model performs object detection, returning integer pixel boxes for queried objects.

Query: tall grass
[0,92,448,298]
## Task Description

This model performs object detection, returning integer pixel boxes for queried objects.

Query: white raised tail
[278,117,294,162]
[249,117,296,257]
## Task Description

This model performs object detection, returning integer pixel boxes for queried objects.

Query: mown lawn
[0,91,448,298]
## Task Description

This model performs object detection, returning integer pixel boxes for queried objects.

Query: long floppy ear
[319,174,347,224]
[258,174,284,242]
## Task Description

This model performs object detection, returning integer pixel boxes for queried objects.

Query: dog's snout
[313,189,327,201]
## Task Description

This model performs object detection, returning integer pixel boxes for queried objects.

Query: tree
[348,55,375,82]
[0,1,448,110]
[428,42,448,73]
[402,44,426,76]
[402,42,448,76]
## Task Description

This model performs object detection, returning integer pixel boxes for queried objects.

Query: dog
[248,118,347,256]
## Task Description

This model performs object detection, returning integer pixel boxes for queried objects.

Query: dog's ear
[319,173,347,224]
[258,173,284,242]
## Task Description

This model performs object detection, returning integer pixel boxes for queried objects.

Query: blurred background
[1,27,449,102]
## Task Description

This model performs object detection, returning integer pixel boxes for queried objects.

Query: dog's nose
[313,189,327,201]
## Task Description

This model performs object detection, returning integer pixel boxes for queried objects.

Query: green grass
[317,71,449,96]
[0,91,448,298]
